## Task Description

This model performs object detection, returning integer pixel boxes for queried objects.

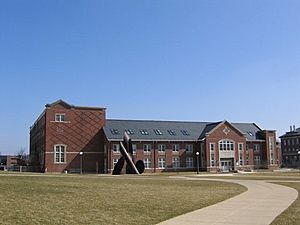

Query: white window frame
[132,144,137,155]
[158,158,165,169]
[55,113,65,122]
[219,140,234,151]
[143,144,151,153]
[54,144,66,164]
[172,144,179,152]
[210,143,215,167]
[186,144,193,152]
[186,157,193,168]
[144,158,151,169]
[172,157,180,168]
[158,144,166,152]
[112,144,120,153]
[238,143,244,166]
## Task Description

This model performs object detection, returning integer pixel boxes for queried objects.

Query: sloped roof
[104,119,265,141]
[45,99,106,110]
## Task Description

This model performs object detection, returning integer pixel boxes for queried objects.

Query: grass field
[0,173,246,225]
[270,182,300,225]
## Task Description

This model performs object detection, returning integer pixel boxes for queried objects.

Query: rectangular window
[132,144,137,155]
[283,140,287,146]
[158,158,165,169]
[297,138,299,145]
[186,157,193,168]
[238,143,244,166]
[125,129,134,135]
[186,144,193,152]
[158,144,166,152]
[113,144,120,153]
[180,130,190,136]
[254,156,260,165]
[172,157,180,168]
[172,144,179,152]
[55,114,65,122]
[54,145,66,163]
[210,143,215,167]
[143,144,151,153]
[253,144,260,153]
[144,158,151,169]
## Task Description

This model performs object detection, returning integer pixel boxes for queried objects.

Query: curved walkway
[158,178,298,225]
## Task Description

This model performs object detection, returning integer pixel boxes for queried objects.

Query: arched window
[54,144,66,163]
[219,140,234,151]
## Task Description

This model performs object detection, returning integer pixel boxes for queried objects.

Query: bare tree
[16,147,29,166]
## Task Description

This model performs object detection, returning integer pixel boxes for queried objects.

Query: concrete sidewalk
[158,178,298,225]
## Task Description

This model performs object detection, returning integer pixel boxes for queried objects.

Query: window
[144,158,151,169]
[172,157,180,168]
[254,156,260,165]
[168,130,176,135]
[113,159,118,167]
[125,129,134,135]
[238,143,244,166]
[248,131,254,137]
[158,144,166,152]
[283,140,287,146]
[287,139,290,146]
[186,144,193,152]
[210,143,215,166]
[143,144,151,153]
[297,138,299,145]
[55,114,65,122]
[113,144,120,153]
[172,144,179,152]
[292,139,295,145]
[186,157,193,168]
[253,144,260,153]
[154,129,163,135]
[110,129,120,135]
[180,130,190,136]
[158,158,165,169]
[219,140,234,151]
[132,144,137,155]
[54,145,66,163]
[140,129,149,135]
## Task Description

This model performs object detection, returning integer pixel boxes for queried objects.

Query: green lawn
[271,182,300,225]
[0,173,246,225]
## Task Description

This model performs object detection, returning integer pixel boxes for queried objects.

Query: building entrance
[220,158,234,172]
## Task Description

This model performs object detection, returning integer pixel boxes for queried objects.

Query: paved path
[158,178,298,225]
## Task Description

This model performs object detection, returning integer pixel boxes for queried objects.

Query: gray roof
[279,127,300,138]
[103,119,264,141]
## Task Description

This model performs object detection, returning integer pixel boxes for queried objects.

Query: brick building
[279,126,300,168]
[30,100,281,173]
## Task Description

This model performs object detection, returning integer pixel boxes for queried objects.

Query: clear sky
[0,0,300,155]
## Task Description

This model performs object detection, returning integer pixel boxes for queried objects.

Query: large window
[132,144,137,155]
[143,144,151,153]
[219,140,234,151]
[144,158,151,169]
[238,143,244,166]
[172,144,179,152]
[158,144,166,152]
[210,143,215,166]
[186,157,193,168]
[186,144,193,152]
[158,158,165,169]
[172,157,180,168]
[54,144,66,163]
[253,144,260,153]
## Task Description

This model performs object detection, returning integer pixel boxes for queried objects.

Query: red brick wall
[44,103,105,173]
[205,122,247,171]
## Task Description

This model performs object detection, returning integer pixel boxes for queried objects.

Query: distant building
[30,100,281,173]
[279,126,300,167]
[0,155,18,170]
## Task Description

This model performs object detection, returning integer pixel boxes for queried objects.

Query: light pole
[79,151,83,174]
[196,151,200,174]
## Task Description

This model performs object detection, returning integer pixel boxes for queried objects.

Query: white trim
[54,144,67,164]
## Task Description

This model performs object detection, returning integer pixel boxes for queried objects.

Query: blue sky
[0,0,300,154]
